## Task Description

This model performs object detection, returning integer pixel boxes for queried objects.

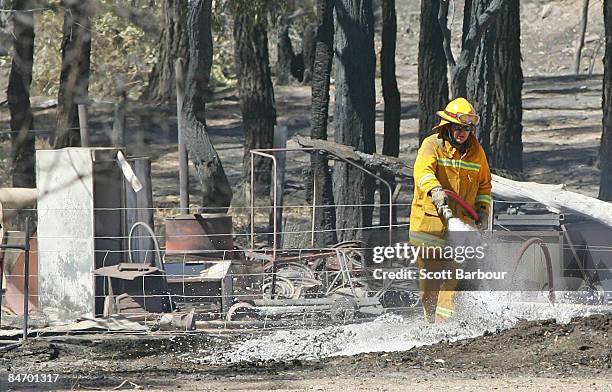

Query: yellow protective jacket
[409,131,492,246]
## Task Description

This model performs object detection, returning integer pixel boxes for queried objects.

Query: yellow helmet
[433,97,480,130]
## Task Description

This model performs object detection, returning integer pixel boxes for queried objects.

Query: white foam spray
[447,217,476,232]
[185,218,610,364]
[190,292,608,365]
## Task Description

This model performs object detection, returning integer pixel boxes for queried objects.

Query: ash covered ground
[1,294,610,391]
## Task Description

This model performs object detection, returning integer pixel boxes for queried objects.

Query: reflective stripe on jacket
[409,132,492,246]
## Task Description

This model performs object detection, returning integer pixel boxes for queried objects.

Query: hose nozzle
[440,205,454,220]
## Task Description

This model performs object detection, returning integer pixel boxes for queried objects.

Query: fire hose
[443,189,481,224]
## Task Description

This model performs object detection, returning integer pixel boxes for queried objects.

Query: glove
[476,210,489,229]
[430,187,448,214]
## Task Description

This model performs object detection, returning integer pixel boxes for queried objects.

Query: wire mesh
[0,196,610,342]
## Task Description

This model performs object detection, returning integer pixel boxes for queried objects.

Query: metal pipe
[0,257,2,328]
[250,151,278,260]
[22,217,30,341]
[311,171,316,247]
[250,151,255,250]
[175,58,189,214]
[387,181,393,246]
[337,249,357,297]
[251,151,278,297]
[513,237,555,304]
[318,150,393,246]
[560,224,596,290]
[249,147,396,299]
[488,199,495,232]
[78,104,89,147]
[251,147,394,246]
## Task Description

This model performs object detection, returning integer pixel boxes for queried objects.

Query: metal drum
[165,214,233,260]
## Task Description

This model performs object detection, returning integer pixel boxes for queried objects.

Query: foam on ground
[188,221,609,364]
[190,292,608,364]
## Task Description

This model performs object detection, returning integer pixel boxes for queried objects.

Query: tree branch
[297,136,413,178]
[111,4,160,37]
[438,0,456,68]
[295,136,612,230]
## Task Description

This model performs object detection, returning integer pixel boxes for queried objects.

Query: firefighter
[409,97,492,323]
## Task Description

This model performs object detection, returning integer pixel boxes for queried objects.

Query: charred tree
[54,0,92,148]
[302,24,316,84]
[276,14,295,85]
[142,0,189,103]
[7,0,35,187]
[437,0,521,169]
[438,0,507,98]
[574,0,590,75]
[490,0,523,171]
[417,0,449,143]
[182,0,232,210]
[234,9,277,197]
[333,0,376,242]
[463,0,495,158]
[600,0,612,200]
[380,0,400,225]
[310,0,337,247]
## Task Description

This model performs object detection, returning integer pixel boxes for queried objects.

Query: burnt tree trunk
[600,0,612,200]
[276,14,295,85]
[302,24,316,84]
[142,0,189,103]
[380,0,400,226]
[574,0,590,75]
[54,0,92,148]
[463,0,495,158]
[440,0,519,166]
[418,0,449,143]
[234,11,277,197]
[182,0,232,211]
[8,0,35,187]
[310,0,337,247]
[333,0,376,242]
[439,0,507,98]
[490,0,522,171]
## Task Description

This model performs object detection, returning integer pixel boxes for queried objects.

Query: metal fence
[1,203,611,345]
[1,150,611,345]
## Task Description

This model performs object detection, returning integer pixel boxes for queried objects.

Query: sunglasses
[450,123,474,133]
[444,111,480,126]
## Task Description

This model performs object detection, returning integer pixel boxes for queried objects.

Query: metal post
[250,151,279,297]
[112,91,127,148]
[272,159,277,259]
[22,217,30,341]
[250,147,394,246]
[0,247,3,330]
[489,200,494,232]
[273,126,287,249]
[311,173,316,248]
[251,151,278,258]
[250,152,255,250]
[78,104,89,147]
[271,161,277,297]
[388,188,393,246]
[175,58,189,213]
